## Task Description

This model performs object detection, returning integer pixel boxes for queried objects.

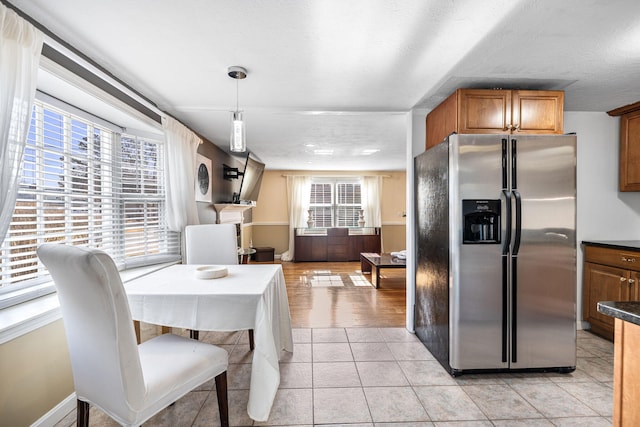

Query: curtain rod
[3,0,163,124]
[281,174,392,178]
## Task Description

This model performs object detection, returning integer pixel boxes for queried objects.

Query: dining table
[124,263,293,422]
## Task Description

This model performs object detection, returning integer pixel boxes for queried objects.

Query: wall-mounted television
[233,153,265,204]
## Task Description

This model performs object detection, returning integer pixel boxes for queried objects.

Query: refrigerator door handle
[502,254,508,362]
[512,255,518,363]
[513,190,522,256]
[502,138,508,189]
[511,138,518,189]
[502,190,512,256]
[501,189,511,363]
[511,189,522,364]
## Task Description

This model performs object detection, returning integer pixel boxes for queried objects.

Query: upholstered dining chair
[184,223,239,265]
[37,244,229,427]
[184,224,255,350]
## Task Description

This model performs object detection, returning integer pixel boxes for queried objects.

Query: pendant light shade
[230,110,245,152]
[228,66,247,153]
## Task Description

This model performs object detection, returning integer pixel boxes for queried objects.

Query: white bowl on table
[194,265,228,279]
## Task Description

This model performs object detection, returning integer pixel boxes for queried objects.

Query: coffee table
[360,252,406,288]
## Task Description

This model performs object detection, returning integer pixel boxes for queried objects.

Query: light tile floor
[55,328,614,427]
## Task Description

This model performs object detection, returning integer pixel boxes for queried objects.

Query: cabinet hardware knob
[506,124,513,130]
[620,277,627,282]
[629,279,636,284]
[513,123,520,131]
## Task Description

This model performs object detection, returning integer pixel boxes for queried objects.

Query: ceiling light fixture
[228,66,247,153]
[314,149,334,155]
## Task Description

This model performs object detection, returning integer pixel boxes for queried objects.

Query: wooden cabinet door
[362,234,381,253]
[348,235,363,260]
[512,90,564,134]
[458,89,511,134]
[310,236,328,261]
[426,91,458,149]
[584,262,629,339]
[620,109,640,191]
[613,319,640,427]
[294,234,327,261]
[327,237,348,261]
[294,235,311,261]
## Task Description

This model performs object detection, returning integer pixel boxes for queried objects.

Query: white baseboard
[31,393,75,427]
[578,320,590,331]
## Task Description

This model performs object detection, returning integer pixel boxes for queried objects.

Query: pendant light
[228,66,247,153]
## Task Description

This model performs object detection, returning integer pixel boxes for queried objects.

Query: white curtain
[0,5,43,243]
[162,116,202,232]
[362,175,382,228]
[280,175,311,262]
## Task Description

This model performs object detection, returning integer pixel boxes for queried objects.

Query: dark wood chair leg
[215,372,229,427]
[77,399,90,427]
[248,329,255,351]
[190,329,199,340]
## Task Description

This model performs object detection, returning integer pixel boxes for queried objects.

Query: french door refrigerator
[414,133,576,375]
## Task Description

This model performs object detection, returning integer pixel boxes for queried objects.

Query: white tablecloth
[125,264,293,421]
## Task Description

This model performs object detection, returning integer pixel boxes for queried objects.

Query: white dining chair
[184,224,255,349]
[184,223,239,265]
[37,244,229,427]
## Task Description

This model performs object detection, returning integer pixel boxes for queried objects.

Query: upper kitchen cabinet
[426,89,565,149]
[607,101,640,192]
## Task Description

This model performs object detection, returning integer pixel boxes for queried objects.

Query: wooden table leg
[134,320,141,344]
[134,321,172,344]
[360,255,372,273]
[371,265,379,288]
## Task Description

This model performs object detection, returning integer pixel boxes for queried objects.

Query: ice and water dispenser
[462,200,500,244]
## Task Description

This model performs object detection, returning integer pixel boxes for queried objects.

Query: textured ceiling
[8,0,640,170]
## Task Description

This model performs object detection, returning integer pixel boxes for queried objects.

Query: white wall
[406,109,428,331]
[565,112,640,326]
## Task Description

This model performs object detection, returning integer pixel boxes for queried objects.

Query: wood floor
[279,261,406,328]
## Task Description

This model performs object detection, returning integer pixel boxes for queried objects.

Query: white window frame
[309,178,362,228]
[0,100,179,309]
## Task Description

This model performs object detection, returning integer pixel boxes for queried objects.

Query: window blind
[309,179,362,228]
[309,182,333,227]
[336,182,361,227]
[0,101,179,290]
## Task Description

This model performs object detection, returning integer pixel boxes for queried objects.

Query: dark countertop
[582,240,640,251]
[597,301,640,326]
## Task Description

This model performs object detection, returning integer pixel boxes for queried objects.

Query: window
[309,179,362,227]
[309,182,332,227]
[0,100,179,305]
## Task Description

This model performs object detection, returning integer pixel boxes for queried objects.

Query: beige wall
[382,224,407,253]
[251,224,289,254]
[250,170,406,254]
[0,319,73,426]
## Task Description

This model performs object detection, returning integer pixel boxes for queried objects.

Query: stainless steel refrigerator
[414,133,576,375]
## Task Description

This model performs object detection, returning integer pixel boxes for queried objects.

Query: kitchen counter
[582,240,640,251]
[597,300,640,426]
[597,301,640,326]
